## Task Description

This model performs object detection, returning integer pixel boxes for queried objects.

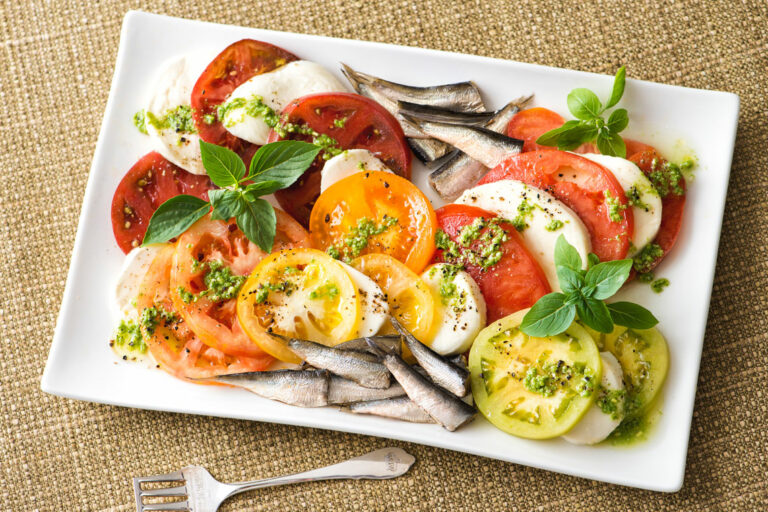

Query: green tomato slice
[602,326,669,418]
[469,309,602,440]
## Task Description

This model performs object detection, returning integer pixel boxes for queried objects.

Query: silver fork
[133,447,415,512]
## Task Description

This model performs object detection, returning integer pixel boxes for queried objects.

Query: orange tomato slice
[349,253,434,343]
[309,170,437,273]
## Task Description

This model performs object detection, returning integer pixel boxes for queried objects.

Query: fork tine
[140,502,189,511]
[135,471,184,483]
[138,485,187,498]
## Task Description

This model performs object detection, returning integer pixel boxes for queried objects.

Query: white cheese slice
[338,262,389,338]
[580,153,662,256]
[456,180,591,291]
[144,53,214,175]
[113,244,169,318]
[221,61,348,145]
[420,263,486,355]
[320,149,392,192]
[562,352,626,445]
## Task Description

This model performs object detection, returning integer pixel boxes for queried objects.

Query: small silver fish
[397,100,496,125]
[271,333,391,389]
[329,376,406,405]
[341,64,483,163]
[424,99,528,199]
[335,335,402,356]
[389,316,470,398]
[401,114,524,170]
[365,339,475,431]
[354,82,429,139]
[448,354,468,372]
[340,64,485,111]
[407,138,456,163]
[348,396,435,424]
[207,369,329,407]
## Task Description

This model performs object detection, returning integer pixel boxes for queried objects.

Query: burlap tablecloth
[1,0,766,509]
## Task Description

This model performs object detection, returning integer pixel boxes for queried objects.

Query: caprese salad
[110,38,696,444]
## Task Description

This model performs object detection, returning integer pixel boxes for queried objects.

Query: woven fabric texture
[1,0,766,510]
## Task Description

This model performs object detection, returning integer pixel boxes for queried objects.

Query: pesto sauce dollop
[436,216,511,270]
[327,216,398,262]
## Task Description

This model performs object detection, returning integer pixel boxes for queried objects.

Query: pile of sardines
[341,64,530,201]
[208,317,476,432]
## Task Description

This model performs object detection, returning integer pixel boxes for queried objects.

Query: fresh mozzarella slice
[562,351,626,445]
[320,149,392,192]
[221,61,348,145]
[420,263,486,355]
[113,244,169,317]
[144,54,214,175]
[456,180,591,291]
[580,153,662,256]
[338,261,389,337]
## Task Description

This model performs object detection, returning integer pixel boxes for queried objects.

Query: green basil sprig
[520,234,658,337]
[142,140,320,251]
[536,67,629,158]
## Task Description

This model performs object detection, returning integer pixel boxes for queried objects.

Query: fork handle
[221,447,414,498]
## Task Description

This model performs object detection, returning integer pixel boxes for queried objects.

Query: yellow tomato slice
[350,253,434,342]
[309,170,437,273]
[237,248,360,363]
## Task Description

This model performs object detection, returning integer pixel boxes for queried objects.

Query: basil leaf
[520,293,576,337]
[567,88,603,120]
[199,140,246,187]
[606,108,629,133]
[142,195,209,246]
[243,180,283,200]
[554,234,583,272]
[247,140,321,187]
[605,66,626,109]
[576,297,614,333]
[587,253,600,269]
[557,123,599,151]
[535,120,580,147]
[236,197,277,253]
[607,301,659,329]
[584,259,633,299]
[596,130,627,158]
[208,189,244,221]
[556,265,584,294]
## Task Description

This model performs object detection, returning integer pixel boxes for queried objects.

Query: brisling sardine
[401,114,524,169]
[389,316,470,398]
[208,369,330,407]
[427,99,527,200]
[341,64,483,162]
[348,396,435,423]
[365,339,476,431]
[397,100,496,125]
[335,335,402,355]
[329,376,406,404]
[340,63,485,111]
[271,333,391,389]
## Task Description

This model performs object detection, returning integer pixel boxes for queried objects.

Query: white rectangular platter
[41,10,739,491]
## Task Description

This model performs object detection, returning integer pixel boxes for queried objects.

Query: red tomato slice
[506,107,597,153]
[433,204,551,322]
[110,152,214,254]
[479,150,633,261]
[137,245,273,380]
[507,107,657,158]
[190,39,299,159]
[170,213,310,358]
[269,92,412,225]
[629,149,686,273]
